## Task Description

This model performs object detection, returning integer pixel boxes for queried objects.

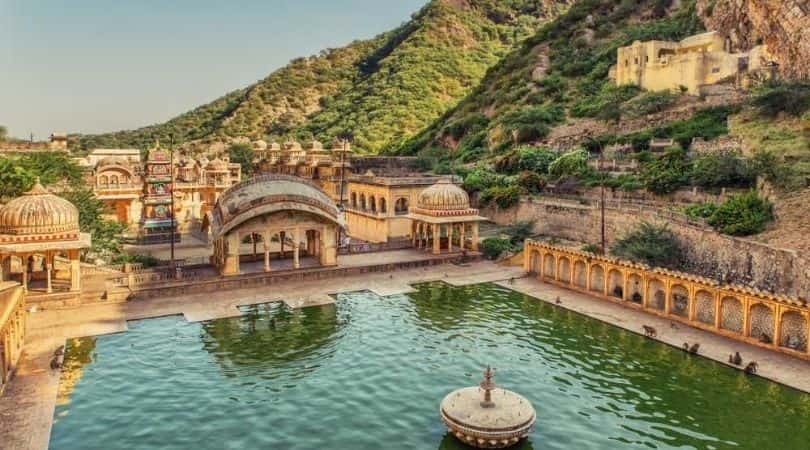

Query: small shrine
[440,367,536,448]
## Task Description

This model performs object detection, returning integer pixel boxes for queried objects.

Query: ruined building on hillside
[614,31,775,94]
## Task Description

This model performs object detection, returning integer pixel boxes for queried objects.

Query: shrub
[611,222,684,269]
[504,220,535,245]
[640,146,691,194]
[684,203,718,220]
[690,151,755,189]
[479,185,523,209]
[750,81,810,118]
[751,150,805,192]
[463,165,501,192]
[581,243,603,254]
[481,237,514,260]
[517,171,547,194]
[548,149,589,178]
[571,83,640,120]
[499,105,564,143]
[112,253,161,268]
[707,191,773,236]
[516,146,558,173]
[624,90,677,117]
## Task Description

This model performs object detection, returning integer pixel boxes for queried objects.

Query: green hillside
[73,0,571,153]
[395,0,705,158]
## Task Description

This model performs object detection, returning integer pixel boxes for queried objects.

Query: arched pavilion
[0,180,91,293]
[407,179,486,254]
[203,174,345,276]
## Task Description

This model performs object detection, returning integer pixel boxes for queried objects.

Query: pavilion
[0,180,91,293]
[407,179,486,254]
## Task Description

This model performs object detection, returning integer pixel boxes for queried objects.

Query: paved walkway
[2,262,809,450]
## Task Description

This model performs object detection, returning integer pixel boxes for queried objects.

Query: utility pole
[169,135,176,268]
[586,136,606,254]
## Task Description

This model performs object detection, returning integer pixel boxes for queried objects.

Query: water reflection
[55,337,97,407]
[200,302,340,374]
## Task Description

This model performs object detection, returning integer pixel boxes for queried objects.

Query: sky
[0,0,426,140]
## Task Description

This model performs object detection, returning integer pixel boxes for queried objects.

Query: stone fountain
[440,367,536,448]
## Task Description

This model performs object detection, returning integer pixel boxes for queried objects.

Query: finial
[479,365,496,408]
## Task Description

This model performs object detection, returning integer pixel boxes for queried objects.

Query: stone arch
[529,250,541,275]
[360,193,367,210]
[780,311,808,352]
[647,279,666,311]
[695,290,715,325]
[627,273,643,304]
[749,303,774,343]
[573,260,587,289]
[379,198,387,214]
[557,257,571,283]
[608,268,623,299]
[670,284,689,317]
[369,196,377,213]
[589,264,605,294]
[351,192,357,208]
[543,253,555,278]
[720,296,744,334]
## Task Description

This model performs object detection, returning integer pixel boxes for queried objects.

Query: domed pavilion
[0,180,91,293]
[407,179,486,254]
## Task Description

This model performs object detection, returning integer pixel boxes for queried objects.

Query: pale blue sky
[0,0,426,140]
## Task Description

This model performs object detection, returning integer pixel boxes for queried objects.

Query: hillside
[73,0,572,153]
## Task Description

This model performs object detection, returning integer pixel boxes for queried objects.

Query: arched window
[351,192,357,208]
[395,198,409,215]
[99,175,109,186]
[360,194,367,210]
[380,198,387,214]
[369,197,377,213]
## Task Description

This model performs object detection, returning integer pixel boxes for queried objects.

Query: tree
[228,143,255,177]
[0,125,7,142]
[0,158,35,199]
[690,151,754,190]
[63,187,126,256]
[611,222,684,269]
[20,152,83,185]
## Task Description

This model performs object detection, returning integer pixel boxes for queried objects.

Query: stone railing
[524,241,810,360]
[339,238,413,255]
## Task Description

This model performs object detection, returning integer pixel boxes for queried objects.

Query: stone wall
[485,197,809,298]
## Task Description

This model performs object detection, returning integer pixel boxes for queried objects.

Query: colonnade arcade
[525,241,810,359]
[411,221,479,254]
[0,249,82,293]
[0,283,25,392]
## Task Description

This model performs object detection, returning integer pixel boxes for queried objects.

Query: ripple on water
[51,283,810,450]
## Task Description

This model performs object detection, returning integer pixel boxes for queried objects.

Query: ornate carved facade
[524,242,810,359]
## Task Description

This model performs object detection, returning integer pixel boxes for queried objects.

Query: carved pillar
[263,231,270,272]
[432,224,441,255]
[774,306,783,348]
[664,279,672,315]
[447,223,453,253]
[46,260,53,294]
[742,298,752,338]
[293,228,300,269]
[714,293,722,329]
[688,287,696,322]
[223,233,241,276]
[460,223,466,251]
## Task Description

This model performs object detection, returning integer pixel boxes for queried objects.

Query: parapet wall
[485,197,809,298]
[524,241,810,360]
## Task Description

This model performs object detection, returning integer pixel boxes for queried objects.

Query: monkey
[689,343,700,354]
[642,325,657,337]
[555,296,562,305]
[759,333,772,344]
[744,361,759,374]
[731,352,743,365]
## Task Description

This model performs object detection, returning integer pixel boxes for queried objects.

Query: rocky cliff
[697,0,810,79]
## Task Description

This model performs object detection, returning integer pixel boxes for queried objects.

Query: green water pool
[51,282,810,449]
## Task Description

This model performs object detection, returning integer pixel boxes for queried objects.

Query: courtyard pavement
[1,260,809,450]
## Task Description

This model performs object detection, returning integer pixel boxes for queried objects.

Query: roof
[205,174,344,239]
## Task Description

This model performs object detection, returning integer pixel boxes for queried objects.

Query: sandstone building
[615,31,774,94]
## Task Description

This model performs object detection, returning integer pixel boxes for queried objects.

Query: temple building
[407,179,485,254]
[203,175,344,276]
[344,172,456,243]
[257,139,353,203]
[0,180,91,294]
[615,31,774,94]
[78,144,241,240]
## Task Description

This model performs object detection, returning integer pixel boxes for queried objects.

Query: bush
[571,83,641,120]
[517,171,547,194]
[112,253,161,268]
[684,203,718,220]
[481,237,514,260]
[581,243,603,254]
[690,151,755,189]
[479,185,523,209]
[548,149,590,179]
[706,191,773,236]
[504,220,535,245]
[611,222,684,269]
[624,90,677,117]
[751,150,805,192]
[516,146,558,173]
[750,81,810,118]
[499,105,564,143]
[463,165,502,192]
[640,146,691,194]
